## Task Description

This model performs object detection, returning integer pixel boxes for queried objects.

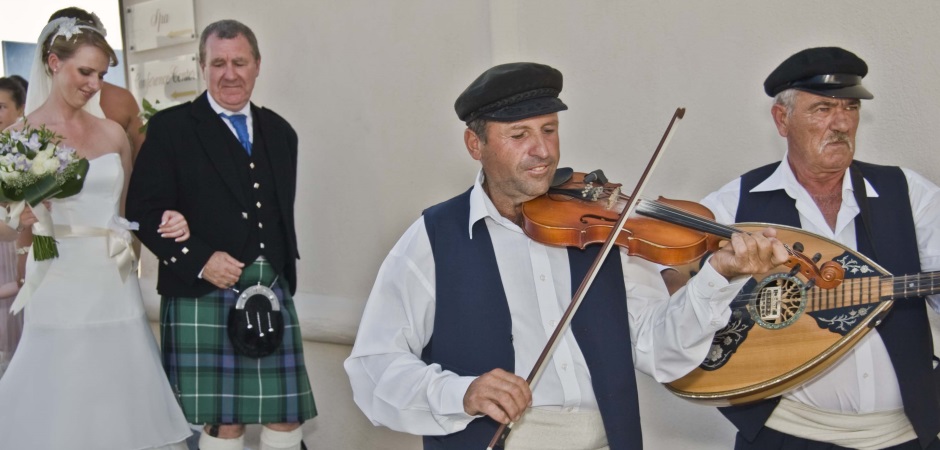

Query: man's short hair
[199,20,260,65]
[774,89,799,116]
[467,118,489,145]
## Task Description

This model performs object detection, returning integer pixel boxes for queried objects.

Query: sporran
[227,280,284,358]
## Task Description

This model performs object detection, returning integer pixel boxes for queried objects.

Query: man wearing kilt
[126,19,316,450]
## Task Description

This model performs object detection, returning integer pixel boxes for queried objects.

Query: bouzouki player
[700,47,940,450]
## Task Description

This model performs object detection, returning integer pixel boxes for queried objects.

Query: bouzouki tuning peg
[787,264,802,278]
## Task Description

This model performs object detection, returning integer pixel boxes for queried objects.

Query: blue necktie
[220,113,252,155]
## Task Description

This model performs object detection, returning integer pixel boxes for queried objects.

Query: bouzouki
[664,222,938,406]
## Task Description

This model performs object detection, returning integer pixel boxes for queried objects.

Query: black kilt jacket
[126,92,299,297]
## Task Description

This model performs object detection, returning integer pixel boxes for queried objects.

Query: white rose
[29,153,50,175]
[39,156,61,174]
[37,146,55,159]
[0,170,21,183]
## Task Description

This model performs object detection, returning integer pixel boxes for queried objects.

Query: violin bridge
[606,186,621,210]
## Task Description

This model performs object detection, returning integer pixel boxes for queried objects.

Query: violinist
[344,62,787,450]
[700,47,940,450]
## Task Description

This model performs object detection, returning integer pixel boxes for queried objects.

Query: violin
[522,168,721,266]
[521,167,845,288]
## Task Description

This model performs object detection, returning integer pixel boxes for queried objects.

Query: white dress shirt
[700,155,940,414]
[206,92,253,144]
[345,171,748,436]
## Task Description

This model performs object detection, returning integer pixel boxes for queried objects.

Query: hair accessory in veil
[48,17,104,48]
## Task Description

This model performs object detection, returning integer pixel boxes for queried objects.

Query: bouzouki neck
[804,271,940,313]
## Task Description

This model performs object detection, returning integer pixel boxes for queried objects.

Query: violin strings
[636,200,737,238]
[636,199,799,257]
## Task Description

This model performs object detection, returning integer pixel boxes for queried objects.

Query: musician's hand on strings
[464,368,532,424]
[709,227,788,280]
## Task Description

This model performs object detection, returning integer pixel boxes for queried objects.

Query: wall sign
[124,0,196,52]
[129,54,200,110]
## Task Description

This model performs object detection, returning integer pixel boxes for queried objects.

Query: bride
[0,16,192,449]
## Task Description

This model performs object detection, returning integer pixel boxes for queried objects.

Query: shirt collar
[206,93,252,118]
[749,152,879,198]
[468,169,521,239]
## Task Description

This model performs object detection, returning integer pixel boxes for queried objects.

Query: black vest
[420,189,642,450]
[226,116,289,276]
[721,161,940,448]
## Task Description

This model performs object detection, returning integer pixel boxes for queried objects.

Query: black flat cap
[454,62,568,123]
[764,47,873,99]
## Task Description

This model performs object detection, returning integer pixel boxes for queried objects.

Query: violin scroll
[782,247,845,290]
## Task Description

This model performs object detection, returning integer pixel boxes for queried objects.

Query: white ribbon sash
[0,201,54,242]
[0,201,27,231]
[9,216,138,314]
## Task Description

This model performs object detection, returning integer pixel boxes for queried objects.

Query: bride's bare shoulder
[79,115,130,161]
[90,115,127,144]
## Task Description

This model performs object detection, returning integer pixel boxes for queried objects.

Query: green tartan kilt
[160,260,317,424]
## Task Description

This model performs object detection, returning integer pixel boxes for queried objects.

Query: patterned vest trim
[420,188,642,450]
[721,161,939,447]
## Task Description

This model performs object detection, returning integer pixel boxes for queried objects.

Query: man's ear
[771,103,789,138]
[465,128,483,161]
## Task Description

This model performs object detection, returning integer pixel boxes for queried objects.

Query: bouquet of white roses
[0,122,89,260]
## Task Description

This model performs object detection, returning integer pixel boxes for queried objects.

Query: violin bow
[487,107,686,449]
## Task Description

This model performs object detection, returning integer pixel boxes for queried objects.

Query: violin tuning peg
[812,253,822,263]
[803,278,816,290]
[792,242,804,253]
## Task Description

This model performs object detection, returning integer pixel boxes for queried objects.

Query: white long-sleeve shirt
[700,155,940,414]
[345,171,748,436]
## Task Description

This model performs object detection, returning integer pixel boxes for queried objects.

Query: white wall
[123,1,940,449]
[0,0,123,63]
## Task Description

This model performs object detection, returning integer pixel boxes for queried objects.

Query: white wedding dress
[0,153,191,449]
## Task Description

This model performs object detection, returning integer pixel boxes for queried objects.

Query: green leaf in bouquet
[22,174,60,207]
[54,158,90,199]
[0,185,19,203]
[16,141,34,158]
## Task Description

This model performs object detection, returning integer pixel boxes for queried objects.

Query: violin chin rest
[552,167,574,187]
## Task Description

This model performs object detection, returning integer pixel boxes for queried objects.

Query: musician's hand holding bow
[464,368,532,424]
[708,227,788,281]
